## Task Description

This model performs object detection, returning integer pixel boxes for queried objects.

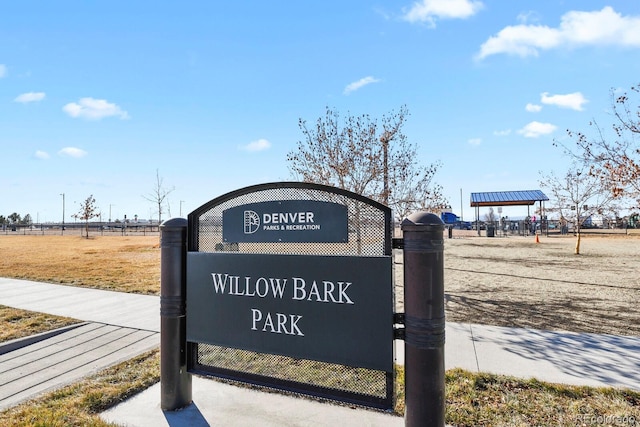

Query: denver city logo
[244,210,260,234]
[223,200,348,243]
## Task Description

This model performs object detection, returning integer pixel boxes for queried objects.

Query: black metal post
[401,212,445,427]
[160,218,192,410]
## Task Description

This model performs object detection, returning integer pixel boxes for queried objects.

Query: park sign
[186,182,395,409]
[187,252,391,370]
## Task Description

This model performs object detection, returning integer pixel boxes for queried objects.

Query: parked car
[454,221,472,230]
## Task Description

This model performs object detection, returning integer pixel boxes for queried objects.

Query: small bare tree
[143,169,174,224]
[540,164,614,254]
[483,207,498,224]
[8,213,21,224]
[73,195,99,239]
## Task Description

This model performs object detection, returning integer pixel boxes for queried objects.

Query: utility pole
[575,171,581,254]
[380,131,390,205]
[60,193,65,235]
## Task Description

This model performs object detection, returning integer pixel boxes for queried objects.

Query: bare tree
[557,84,640,208]
[540,164,615,254]
[73,195,99,239]
[483,207,498,224]
[143,169,174,224]
[7,213,21,224]
[287,105,447,219]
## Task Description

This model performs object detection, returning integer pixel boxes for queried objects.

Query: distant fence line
[4,218,640,238]
[483,218,639,237]
[1,222,160,236]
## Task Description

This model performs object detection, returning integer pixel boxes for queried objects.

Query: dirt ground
[396,233,640,337]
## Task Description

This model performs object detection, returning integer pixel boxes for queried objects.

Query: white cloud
[540,91,588,111]
[518,121,557,138]
[403,0,483,25]
[493,129,511,136]
[0,65,6,78]
[343,76,381,95]
[63,97,130,120]
[15,92,46,103]
[525,103,542,112]
[477,6,640,60]
[516,11,541,25]
[34,150,50,160]
[468,138,482,146]
[240,139,271,152]
[58,147,88,158]
[477,25,560,59]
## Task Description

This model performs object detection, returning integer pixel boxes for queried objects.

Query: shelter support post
[401,212,445,427]
[160,218,192,410]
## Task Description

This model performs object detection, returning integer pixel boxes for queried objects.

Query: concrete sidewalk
[443,323,640,391]
[0,277,158,332]
[102,321,640,427]
[0,322,158,411]
[1,278,640,426]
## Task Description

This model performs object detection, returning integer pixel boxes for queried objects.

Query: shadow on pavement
[163,402,210,427]
[475,326,640,390]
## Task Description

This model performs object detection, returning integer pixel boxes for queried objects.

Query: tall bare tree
[557,84,640,208]
[73,195,99,239]
[540,164,615,254]
[143,169,174,224]
[287,105,447,219]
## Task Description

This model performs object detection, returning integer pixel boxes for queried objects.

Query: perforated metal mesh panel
[193,343,389,399]
[187,182,394,409]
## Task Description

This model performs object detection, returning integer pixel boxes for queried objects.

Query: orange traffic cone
[535,233,540,243]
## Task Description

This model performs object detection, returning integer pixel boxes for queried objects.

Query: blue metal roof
[470,190,549,207]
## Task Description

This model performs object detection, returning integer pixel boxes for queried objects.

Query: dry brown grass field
[0,234,160,295]
[1,232,639,336]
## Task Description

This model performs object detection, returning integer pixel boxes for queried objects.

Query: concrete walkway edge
[0,322,88,355]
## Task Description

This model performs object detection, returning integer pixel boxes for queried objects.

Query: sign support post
[401,212,445,427]
[160,218,192,410]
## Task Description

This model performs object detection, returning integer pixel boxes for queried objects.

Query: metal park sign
[161,182,447,425]
[187,252,392,371]
[185,182,394,408]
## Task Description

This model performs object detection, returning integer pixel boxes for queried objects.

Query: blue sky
[2,0,640,222]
